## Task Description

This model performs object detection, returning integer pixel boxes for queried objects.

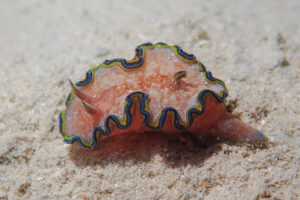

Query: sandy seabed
[0,0,299,199]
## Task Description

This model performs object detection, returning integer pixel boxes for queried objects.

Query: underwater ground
[0,0,299,199]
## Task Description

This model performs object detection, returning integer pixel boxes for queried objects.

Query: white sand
[0,0,299,199]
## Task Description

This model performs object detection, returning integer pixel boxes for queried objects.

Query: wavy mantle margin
[59,42,228,148]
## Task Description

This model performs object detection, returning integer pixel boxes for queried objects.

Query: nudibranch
[59,42,267,148]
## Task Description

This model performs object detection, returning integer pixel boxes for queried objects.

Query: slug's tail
[213,112,268,142]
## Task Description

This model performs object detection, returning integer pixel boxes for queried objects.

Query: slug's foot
[213,112,268,143]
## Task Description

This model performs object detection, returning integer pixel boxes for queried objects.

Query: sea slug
[59,42,267,148]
